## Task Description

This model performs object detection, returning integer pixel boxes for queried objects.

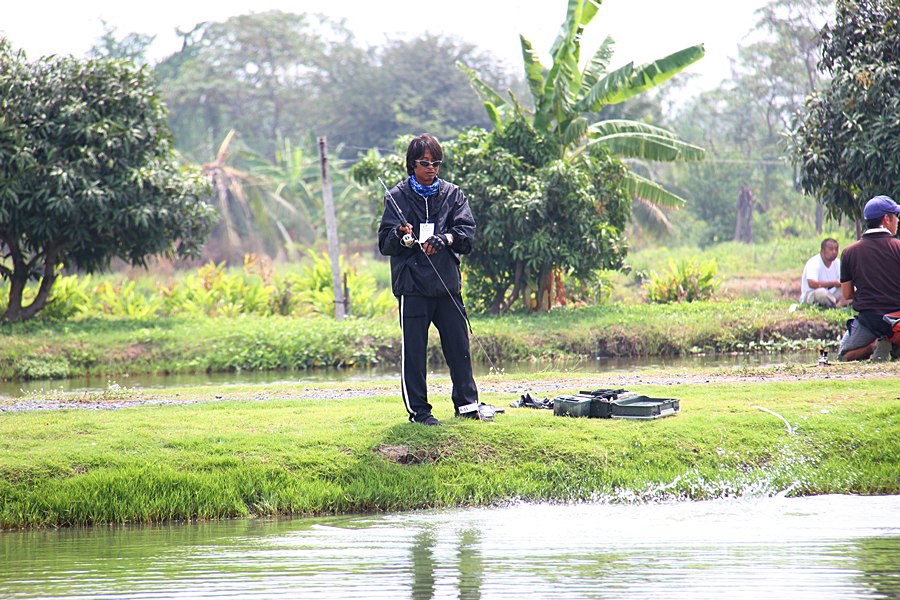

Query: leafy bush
[15,357,72,380]
[285,250,395,318]
[159,258,279,318]
[645,258,720,303]
[42,275,94,320]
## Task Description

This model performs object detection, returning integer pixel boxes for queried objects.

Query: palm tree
[200,130,268,262]
[200,131,309,262]
[459,0,705,209]
[244,138,372,253]
[243,137,321,254]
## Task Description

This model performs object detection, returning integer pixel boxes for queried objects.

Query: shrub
[645,258,720,303]
[15,357,72,380]
[286,250,395,318]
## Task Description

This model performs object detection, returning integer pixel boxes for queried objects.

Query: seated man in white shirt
[800,238,848,308]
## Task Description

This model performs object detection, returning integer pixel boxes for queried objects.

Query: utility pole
[318,136,345,320]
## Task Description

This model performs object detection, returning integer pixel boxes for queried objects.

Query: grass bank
[1,365,897,529]
[0,300,848,382]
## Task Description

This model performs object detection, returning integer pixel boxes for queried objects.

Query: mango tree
[0,41,215,322]
[790,0,900,227]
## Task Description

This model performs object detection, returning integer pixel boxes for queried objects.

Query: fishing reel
[401,233,416,248]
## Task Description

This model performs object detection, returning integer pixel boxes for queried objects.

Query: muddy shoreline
[4,361,896,412]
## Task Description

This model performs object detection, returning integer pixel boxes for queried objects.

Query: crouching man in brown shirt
[839,195,900,361]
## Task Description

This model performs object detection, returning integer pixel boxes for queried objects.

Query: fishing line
[378,177,501,378]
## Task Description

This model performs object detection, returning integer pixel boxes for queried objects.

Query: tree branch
[0,232,13,279]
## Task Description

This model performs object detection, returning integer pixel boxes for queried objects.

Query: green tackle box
[552,395,593,417]
[552,390,680,420]
[609,393,680,420]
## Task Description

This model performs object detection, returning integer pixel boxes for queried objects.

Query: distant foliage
[644,258,720,303]
[153,12,511,161]
[665,0,833,246]
[0,254,394,321]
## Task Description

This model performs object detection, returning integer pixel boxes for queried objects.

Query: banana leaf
[623,169,687,209]
[577,44,705,110]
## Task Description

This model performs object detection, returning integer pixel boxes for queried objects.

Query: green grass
[627,237,855,277]
[1,370,897,529]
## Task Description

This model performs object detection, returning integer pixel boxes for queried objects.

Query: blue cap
[863,195,900,220]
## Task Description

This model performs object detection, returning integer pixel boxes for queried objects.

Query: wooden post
[343,271,351,317]
[318,136,345,321]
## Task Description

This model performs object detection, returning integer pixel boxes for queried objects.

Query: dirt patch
[721,274,799,300]
[375,440,496,465]
[107,343,150,362]
[376,444,444,465]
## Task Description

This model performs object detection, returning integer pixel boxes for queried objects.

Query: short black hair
[866,217,884,229]
[820,238,838,251]
[406,134,443,176]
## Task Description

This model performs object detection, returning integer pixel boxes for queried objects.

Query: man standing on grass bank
[838,195,900,361]
[377,134,479,426]
[800,238,847,308]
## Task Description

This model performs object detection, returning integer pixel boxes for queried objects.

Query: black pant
[399,294,478,421]
[858,310,892,338]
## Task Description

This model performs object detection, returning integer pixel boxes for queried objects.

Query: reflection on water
[1,495,898,599]
[0,351,820,398]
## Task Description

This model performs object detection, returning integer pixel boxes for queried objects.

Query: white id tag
[419,222,435,241]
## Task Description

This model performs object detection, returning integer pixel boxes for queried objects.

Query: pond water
[0,351,820,398]
[2,494,898,599]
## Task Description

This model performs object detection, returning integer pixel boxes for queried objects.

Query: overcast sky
[2,0,774,92]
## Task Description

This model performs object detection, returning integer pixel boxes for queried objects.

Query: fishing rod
[378,177,502,416]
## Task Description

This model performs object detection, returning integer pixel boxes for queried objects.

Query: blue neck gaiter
[409,176,440,198]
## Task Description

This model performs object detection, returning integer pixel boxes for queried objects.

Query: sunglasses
[414,159,443,168]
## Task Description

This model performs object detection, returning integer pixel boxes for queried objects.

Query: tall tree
[790,0,900,225]
[444,0,704,310]
[155,11,354,161]
[449,122,632,313]
[243,137,372,250]
[0,41,215,322]
[198,130,270,263]
[196,131,372,264]
[88,20,155,65]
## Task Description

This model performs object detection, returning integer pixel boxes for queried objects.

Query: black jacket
[378,178,476,297]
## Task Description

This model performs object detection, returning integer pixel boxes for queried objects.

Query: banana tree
[460,0,705,208]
